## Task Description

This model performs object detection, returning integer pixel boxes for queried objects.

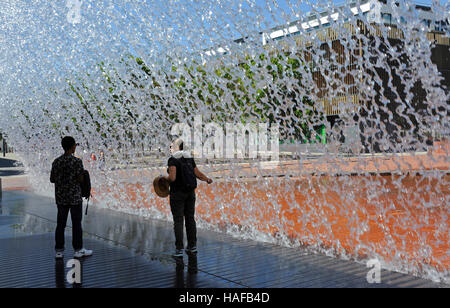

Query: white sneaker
[74,248,93,258]
[55,251,64,259]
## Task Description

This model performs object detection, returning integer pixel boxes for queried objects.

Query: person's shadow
[174,254,198,288]
[55,258,84,288]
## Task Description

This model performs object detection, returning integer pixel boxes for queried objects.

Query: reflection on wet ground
[0,190,447,288]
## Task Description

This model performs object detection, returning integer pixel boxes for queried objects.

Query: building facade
[262,0,449,152]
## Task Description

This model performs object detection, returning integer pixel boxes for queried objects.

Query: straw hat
[153,176,170,198]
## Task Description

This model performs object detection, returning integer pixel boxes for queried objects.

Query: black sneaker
[185,246,197,254]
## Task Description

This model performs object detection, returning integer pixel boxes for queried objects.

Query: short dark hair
[61,136,76,151]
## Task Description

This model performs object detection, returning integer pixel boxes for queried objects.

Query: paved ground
[0,190,447,288]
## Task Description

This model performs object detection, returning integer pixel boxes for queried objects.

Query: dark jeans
[170,190,196,250]
[55,203,83,251]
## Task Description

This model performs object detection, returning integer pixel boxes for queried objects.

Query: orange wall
[90,149,448,277]
[93,171,449,275]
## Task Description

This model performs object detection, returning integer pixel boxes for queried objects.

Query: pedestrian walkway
[0,190,447,288]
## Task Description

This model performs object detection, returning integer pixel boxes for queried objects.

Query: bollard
[0,177,2,199]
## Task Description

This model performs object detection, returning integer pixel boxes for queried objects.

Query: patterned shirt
[50,154,84,205]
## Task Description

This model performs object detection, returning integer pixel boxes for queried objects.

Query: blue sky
[197,0,438,45]
[128,0,441,57]
[0,0,441,80]
[269,0,435,20]
[225,0,437,35]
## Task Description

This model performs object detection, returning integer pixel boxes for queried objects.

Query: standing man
[50,136,92,259]
[164,138,213,257]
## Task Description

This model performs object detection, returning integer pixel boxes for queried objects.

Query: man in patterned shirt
[50,136,93,259]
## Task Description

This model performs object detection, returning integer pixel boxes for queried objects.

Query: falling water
[0,0,448,283]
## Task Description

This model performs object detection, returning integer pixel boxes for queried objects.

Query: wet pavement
[0,190,447,288]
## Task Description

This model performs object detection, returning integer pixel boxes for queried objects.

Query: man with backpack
[164,138,213,257]
[50,136,93,259]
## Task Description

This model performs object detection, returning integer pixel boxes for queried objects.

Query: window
[421,19,431,29]
[435,20,448,32]
[381,13,392,25]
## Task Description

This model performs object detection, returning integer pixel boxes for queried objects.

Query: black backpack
[81,170,91,198]
[81,170,91,214]
[177,157,197,192]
